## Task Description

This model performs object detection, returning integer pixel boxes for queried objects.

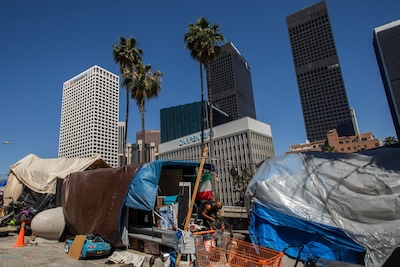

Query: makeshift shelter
[62,159,213,248]
[245,145,400,267]
[2,154,110,210]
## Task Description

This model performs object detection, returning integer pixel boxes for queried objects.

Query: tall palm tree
[184,17,224,168]
[112,37,143,166]
[129,62,162,162]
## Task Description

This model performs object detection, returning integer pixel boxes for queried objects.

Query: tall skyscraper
[286,1,355,142]
[373,19,400,139]
[59,65,119,167]
[209,42,257,120]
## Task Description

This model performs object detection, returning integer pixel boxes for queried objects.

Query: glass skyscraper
[286,1,355,142]
[160,101,231,143]
[59,65,119,167]
[209,42,256,120]
[373,19,400,139]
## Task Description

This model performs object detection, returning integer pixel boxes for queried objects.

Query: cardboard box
[129,237,139,250]
[144,240,159,255]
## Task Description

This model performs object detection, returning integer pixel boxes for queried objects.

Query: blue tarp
[246,147,400,267]
[124,159,205,211]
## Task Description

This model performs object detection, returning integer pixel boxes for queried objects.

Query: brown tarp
[62,164,142,247]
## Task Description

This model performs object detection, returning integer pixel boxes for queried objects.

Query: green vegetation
[384,136,398,146]
[113,37,162,164]
[112,37,143,165]
[184,17,225,155]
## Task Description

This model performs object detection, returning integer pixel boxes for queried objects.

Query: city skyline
[1,1,399,175]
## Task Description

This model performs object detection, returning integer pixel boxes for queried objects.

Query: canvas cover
[3,154,110,206]
[62,164,141,247]
[245,146,400,267]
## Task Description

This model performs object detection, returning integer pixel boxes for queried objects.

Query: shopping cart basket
[193,230,284,267]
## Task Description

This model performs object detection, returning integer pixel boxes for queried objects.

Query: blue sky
[0,1,399,175]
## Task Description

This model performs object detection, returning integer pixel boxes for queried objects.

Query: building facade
[209,42,257,120]
[59,65,119,167]
[160,101,231,143]
[158,117,275,206]
[132,130,161,163]
[287,128,381,154]
[118,121,126,166]
[286,1,355,142]
[373,19,400,139]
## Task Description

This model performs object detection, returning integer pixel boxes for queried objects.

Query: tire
[211,216,233,237]
[64,242,70,254]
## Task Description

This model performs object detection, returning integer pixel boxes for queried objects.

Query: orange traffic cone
[13,222,27,247]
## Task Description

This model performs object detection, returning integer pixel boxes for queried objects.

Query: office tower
[286,1,355,142]
[160,101,231,143]
[373,20,400,139]
[159,117,274,206]
[209,42,257,120]
[59,65,119,167]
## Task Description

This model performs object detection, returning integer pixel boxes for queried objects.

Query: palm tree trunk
[124,90,129,166]
[200,62,204,151]
[141,103,146,163]
[205,63,215,197]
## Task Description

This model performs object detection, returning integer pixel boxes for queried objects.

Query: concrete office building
[209,42,257,120]
[132,130,161,163]
[59,65,119,167]
[287,1,355,142]
[158,117,275,206]
[374,19,400,139]
[160,101,231,143]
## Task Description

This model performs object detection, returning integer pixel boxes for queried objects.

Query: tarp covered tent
[245,146,400,267]
[3,153,110,207]
[62,159,209,247]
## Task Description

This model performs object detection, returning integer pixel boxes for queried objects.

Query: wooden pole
[176,146,208,266]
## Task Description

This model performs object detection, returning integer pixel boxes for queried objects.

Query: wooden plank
[67,235,86,260]
[176,147,208,266]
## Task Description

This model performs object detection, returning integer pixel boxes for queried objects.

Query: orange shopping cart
[193,230,284,267]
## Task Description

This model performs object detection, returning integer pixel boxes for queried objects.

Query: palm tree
[112,37,143,166]
[184,17,225,160]
[129,62,162,162]
[384,136,398,146]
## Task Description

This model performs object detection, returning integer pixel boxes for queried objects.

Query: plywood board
[68,235,86,260]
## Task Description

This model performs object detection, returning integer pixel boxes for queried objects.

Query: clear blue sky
[1,1,399,175]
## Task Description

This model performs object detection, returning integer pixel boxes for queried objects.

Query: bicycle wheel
[210,216,233,237]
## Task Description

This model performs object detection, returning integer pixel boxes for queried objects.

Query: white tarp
[245,147,400,267]
[3,153,109,205]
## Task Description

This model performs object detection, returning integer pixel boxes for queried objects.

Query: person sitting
[201,201,223,225]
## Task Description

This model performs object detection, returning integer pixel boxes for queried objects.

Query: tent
[2,153,110,208]
[245,146,400,267]
[62,159,211,247]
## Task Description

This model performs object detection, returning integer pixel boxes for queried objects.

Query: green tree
[184,17,225,159]
[384,136,398,146]
[112,37,143,165]
[129,62,162,162]
[324,145,336,152]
